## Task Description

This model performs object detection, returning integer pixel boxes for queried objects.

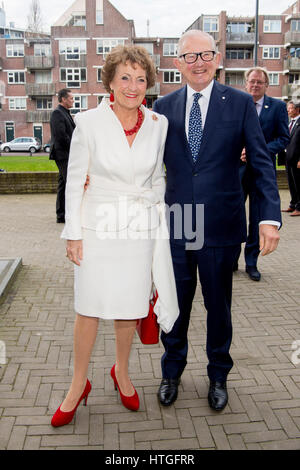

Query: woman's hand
[66,240,83,266]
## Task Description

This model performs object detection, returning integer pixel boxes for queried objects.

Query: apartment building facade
[0,0,299,144]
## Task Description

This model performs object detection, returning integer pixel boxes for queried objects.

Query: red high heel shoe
[111,364,139,411]
[51,379,92,427]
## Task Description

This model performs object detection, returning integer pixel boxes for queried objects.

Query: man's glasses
[247,80,266,86]
[179,51,216,63]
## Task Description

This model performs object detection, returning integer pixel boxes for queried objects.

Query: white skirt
[74,228,154,319]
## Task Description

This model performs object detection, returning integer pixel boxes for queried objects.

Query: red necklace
[110,105,143,136]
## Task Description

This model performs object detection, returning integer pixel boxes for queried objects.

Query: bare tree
[27,0,44,32]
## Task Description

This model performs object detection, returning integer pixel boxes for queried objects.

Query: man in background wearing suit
[50,88,75,223]
[282,101,300,216]
[235,67,289,281]
[153,30,281,411]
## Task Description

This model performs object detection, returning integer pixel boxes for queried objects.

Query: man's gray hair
[177,30,216,56]
[244,67,269,86]
[289,100,300,109]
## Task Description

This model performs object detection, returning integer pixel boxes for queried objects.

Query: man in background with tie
[235,67,289,281]
[154,30,281,411]
[282,100,300,216]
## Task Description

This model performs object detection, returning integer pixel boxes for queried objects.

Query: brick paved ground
[0,191,299,450]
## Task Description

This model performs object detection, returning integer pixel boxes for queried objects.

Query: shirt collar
[187,80,214,102]
[255,96,264,107]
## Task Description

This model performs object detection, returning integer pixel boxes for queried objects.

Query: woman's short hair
[101,45,156,92]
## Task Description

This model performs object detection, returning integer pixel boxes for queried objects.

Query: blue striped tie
[188,93,203,163]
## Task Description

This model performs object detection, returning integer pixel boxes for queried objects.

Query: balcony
[59,55,87,68]
[146,82,160,95]
[284,57,300,71]
[26,110,52,122]
[284,31,300,45]
[282,83,300,98]
[226,32,255,45]
[25,55,54,70]
[25,83,56,97]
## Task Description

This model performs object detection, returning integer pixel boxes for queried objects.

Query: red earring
[110,92,114,103]
[142,98,147,106]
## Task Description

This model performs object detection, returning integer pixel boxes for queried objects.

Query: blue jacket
[153,81,281,247]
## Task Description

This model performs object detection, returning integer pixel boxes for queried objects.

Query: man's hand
[297,161,300,169]
[259,224,280,256]
[240,148,247,163]
[66,240,83,266]
[84,175,90,191]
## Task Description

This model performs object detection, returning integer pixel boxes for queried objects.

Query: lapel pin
[222,96,226,100]
[264,105,269,109]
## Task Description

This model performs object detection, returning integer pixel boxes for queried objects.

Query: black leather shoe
[208,380,228,411]
[246,265,261,281]
[158,378,180,406]
[56,217,65,223]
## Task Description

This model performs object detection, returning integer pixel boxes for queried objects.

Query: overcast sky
[2,0,293,37]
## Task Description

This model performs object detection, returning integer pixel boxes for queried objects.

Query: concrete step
[0,257,22,303]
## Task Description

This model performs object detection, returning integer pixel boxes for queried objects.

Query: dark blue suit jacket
[153,81,281,247]
[258,95,289,163]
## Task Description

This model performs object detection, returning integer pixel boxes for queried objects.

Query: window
[34,43,51,56]
[263,20,281,33]
[262,47,280,59]
[291,19,300,32]
[226,49,252,60]
[289,73,300,84]
[96,10,103,24]
[71,95,88,114]
[6,44,24,57]
[163,42,177,56]
[290,47,300,58]
[59,40,87,60]
[35,71,52,83]
[225,73,244,86]
[60,68,87,88]
[36,98,52,110]
[203,17,218,32]
[163,70,181,83]
[7,71,25,84]
[227,22,252,34]
[97,95,105,105]
[135,42,154,55]
[269,73,279,86]
[97,68,102,82]
[67,15,86,27]
[9,97,26,110]
[97,38,125,55]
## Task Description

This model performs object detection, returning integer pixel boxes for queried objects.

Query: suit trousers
[55,159,68,219]
[286,163,300,211]
[161,242,240,382]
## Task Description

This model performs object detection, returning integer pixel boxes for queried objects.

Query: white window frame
[7,71,25,84]
[6,44,24,57]
[203,17,219,32]
[135,42,154,55]
[96,38,125,55]
[35,70,52,84]
[291,19,300,32]
[96,10,103,24]
[269,73,279,86]
[96,67,103,82]
[262,46,280,59]
[60,68,87,88]
[263,20,281,33]
[34,43,51,56]
[59,40,87,60]
[162,70,181,84]
[163,42,177,56]
[9,97,27,110]
[225,72,244,86]
[71,95,88,114]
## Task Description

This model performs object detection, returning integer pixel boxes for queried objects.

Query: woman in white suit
[51,45,178,426]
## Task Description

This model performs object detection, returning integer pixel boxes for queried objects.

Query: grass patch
[0,154,57,172]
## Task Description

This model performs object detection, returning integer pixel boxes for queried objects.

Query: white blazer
[61,98,179,333]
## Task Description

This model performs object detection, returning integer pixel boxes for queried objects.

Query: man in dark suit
[50,88,75,223]
[282,101,300,216]
[153,30,281,411]
[235,67,289,281]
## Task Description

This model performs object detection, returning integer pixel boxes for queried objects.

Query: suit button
[193,173,198,177]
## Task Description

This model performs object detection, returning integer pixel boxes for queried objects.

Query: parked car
[0,137,42,153]
[43,141,51,153]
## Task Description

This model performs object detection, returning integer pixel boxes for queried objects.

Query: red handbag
[136,290,159,344]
